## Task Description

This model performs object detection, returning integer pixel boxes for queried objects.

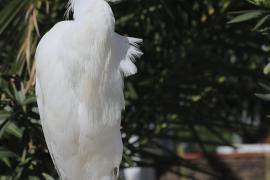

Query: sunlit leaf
[0,148,17,159]
[42,173,55,180]
[264,62,270,74]
[23,95,37,105]
[258,82,270,92]
[0,119,11,138]
[228,10,265,23]
[252,15,270,30]
[6,122,23,138]
[255,93,270,101]
[0,0,29,34]
[0,111,10,120]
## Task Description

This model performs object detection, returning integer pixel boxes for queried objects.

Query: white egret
[35,0,142,179]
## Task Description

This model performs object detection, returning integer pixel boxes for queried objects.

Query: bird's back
[36,19,124,180]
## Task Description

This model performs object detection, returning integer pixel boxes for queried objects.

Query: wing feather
[113,33,143,77]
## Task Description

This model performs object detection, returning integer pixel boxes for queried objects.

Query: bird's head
[67,0,120,19]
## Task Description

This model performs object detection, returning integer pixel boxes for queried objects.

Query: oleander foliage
[0,0,269,179]
[229,1,270,115]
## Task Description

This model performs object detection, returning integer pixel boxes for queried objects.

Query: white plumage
[35,0,142,179]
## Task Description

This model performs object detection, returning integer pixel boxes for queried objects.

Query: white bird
[35,0,142,179]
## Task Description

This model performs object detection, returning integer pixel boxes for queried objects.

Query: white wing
[35,15,123,180]
[36,21,81,179]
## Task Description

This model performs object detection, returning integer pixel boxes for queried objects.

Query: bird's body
[35,0,142,179]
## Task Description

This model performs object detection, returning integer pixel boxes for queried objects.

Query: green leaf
[252,15,270,30]
[13,88,25,105]
[42,173,55,180]
[228,10,265,24]
[0,111,10,120]
[0,176,12,180]
[6,122,23,138]
[123,153,135,167]
[0,0,29,34]
[23,95,37,105]
[29,176,41,180]
[247,0,260,6]
[264,62,270,74]
[0,148,17,159]
[0,78,8,90]
[255,93,270,101]
[247,0,270,9]
[2,157,12,167]
[0,119,11,138]
[126,83,138,99]
[258,82,270,92]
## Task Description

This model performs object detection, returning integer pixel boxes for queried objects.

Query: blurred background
[1,0,270,179]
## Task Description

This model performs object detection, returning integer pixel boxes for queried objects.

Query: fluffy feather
[35,0,142,179]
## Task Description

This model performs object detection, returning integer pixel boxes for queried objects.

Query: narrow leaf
[255,93,270,101]
[258,82,270,92]
[42,173,55,180]
[252,15,270,31]
[228,10,264,24]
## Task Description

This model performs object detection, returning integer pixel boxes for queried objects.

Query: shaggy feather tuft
[120,37,143,76]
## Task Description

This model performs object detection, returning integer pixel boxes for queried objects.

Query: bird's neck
[72,0,115,33]
[73,0,105,20]
[70,0,115,45]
